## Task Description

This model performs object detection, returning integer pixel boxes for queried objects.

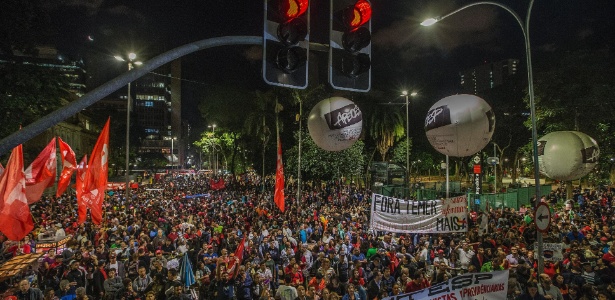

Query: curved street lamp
[115,53,142,200]
[421,0,543,272]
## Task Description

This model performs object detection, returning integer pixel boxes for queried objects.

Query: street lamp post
[114,53,142,200]
[421,0,544,272]
[401,90,417,198]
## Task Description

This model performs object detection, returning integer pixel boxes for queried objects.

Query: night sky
[44,0,615,132]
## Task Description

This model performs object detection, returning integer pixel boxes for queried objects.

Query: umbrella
[180,252,196,287]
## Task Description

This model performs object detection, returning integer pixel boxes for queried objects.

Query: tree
[285,130,365,182]
[244,90,277,190]
[367,105,405,161]
[526,49,615,135]
[525,48,615,185]
[139,152,169,174]
[0,63,68,139]
[390,140,413,169]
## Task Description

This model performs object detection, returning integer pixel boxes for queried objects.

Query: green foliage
[524,49,615,135]
[139,152,169,172]
[414,152,436,174]
[0,63,67,139]
[524,48,615,184]
[367,105,405,161]
[285,130,365,181]
[390,140,412,167]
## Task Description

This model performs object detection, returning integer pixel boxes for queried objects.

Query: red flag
[24,138,56,204]
[76,155,88,223]
[80,118,110,224]
[56,138,77,197]
[0,144,34,240]
[274,139,285,212]
[228,236,246,279]
[209,178,226,190]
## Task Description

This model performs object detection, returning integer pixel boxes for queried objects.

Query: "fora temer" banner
[370,194,468,233]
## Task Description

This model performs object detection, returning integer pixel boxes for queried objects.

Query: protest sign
[370,194,468,233]
[383,270,509,300]
[534,243,563,261]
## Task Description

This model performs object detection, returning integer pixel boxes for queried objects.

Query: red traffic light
[281,0,309,19]
[344,0,372,29]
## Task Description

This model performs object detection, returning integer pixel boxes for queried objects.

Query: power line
[148,71,210,86]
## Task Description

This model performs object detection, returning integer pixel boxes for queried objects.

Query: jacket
[16,288,44,300]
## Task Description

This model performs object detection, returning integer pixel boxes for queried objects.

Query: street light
[401,90,418,198]
[421,0,544,273]
[115,52,142,200]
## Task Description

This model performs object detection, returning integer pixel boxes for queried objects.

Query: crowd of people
[0,172,614,300]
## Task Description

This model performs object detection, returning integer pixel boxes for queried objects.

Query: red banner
[76,155,88,223]
[209,178,225,190]
[0,144,34,241]
[56,138,77,197]
[228,236,246,279]
[24,138,56,204]
[274,139,285,212]
[80,118,110,224]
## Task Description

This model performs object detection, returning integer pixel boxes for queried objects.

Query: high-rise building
[460,59,519,94]
[131,59,183,167]
[0,46,97,157]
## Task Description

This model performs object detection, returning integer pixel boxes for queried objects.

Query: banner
[0,143,34,241]
[80,118,110,224]
[370,194,468,233]
[106,182,126,190]
[185,193,211,199]
[274,139,285,212]
[25,138,56,204]
[534,243,563,261]
[383,270,508,300]
[56,137,77,197]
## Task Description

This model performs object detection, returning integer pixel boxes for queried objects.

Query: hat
[156,250,163,255]
[438,250,444,254]
[55,223,63,228]
[70,260,78,265]
[601,237,608,242]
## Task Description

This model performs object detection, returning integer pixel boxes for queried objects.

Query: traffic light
[263,0,310,89]
[329,0,372,92]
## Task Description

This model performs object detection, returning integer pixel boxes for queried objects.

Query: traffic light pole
[0,36,262,155]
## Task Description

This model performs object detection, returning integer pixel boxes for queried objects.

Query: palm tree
[244,90,276,193]
[368,105,405,161]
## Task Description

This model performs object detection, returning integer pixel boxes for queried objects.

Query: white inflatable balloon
[538,131,599,181]
[308,97,362,151]
[425,94,495,157]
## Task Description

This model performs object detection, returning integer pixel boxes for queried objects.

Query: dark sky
[45,0,615,129]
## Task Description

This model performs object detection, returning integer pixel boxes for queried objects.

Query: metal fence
[373,183,553,211]
[468,185,553,211]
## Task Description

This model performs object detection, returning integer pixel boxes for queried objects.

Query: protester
[0,171,614,300]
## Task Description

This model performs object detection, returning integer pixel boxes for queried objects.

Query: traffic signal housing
[329,0,372,92]
[263,0,310,89]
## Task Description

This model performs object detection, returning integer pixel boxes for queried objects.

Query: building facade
[460,59,519,94]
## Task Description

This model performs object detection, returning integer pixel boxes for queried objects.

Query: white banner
[534,243,563,261]
[383,270,509,300]
[370,194,468,233]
